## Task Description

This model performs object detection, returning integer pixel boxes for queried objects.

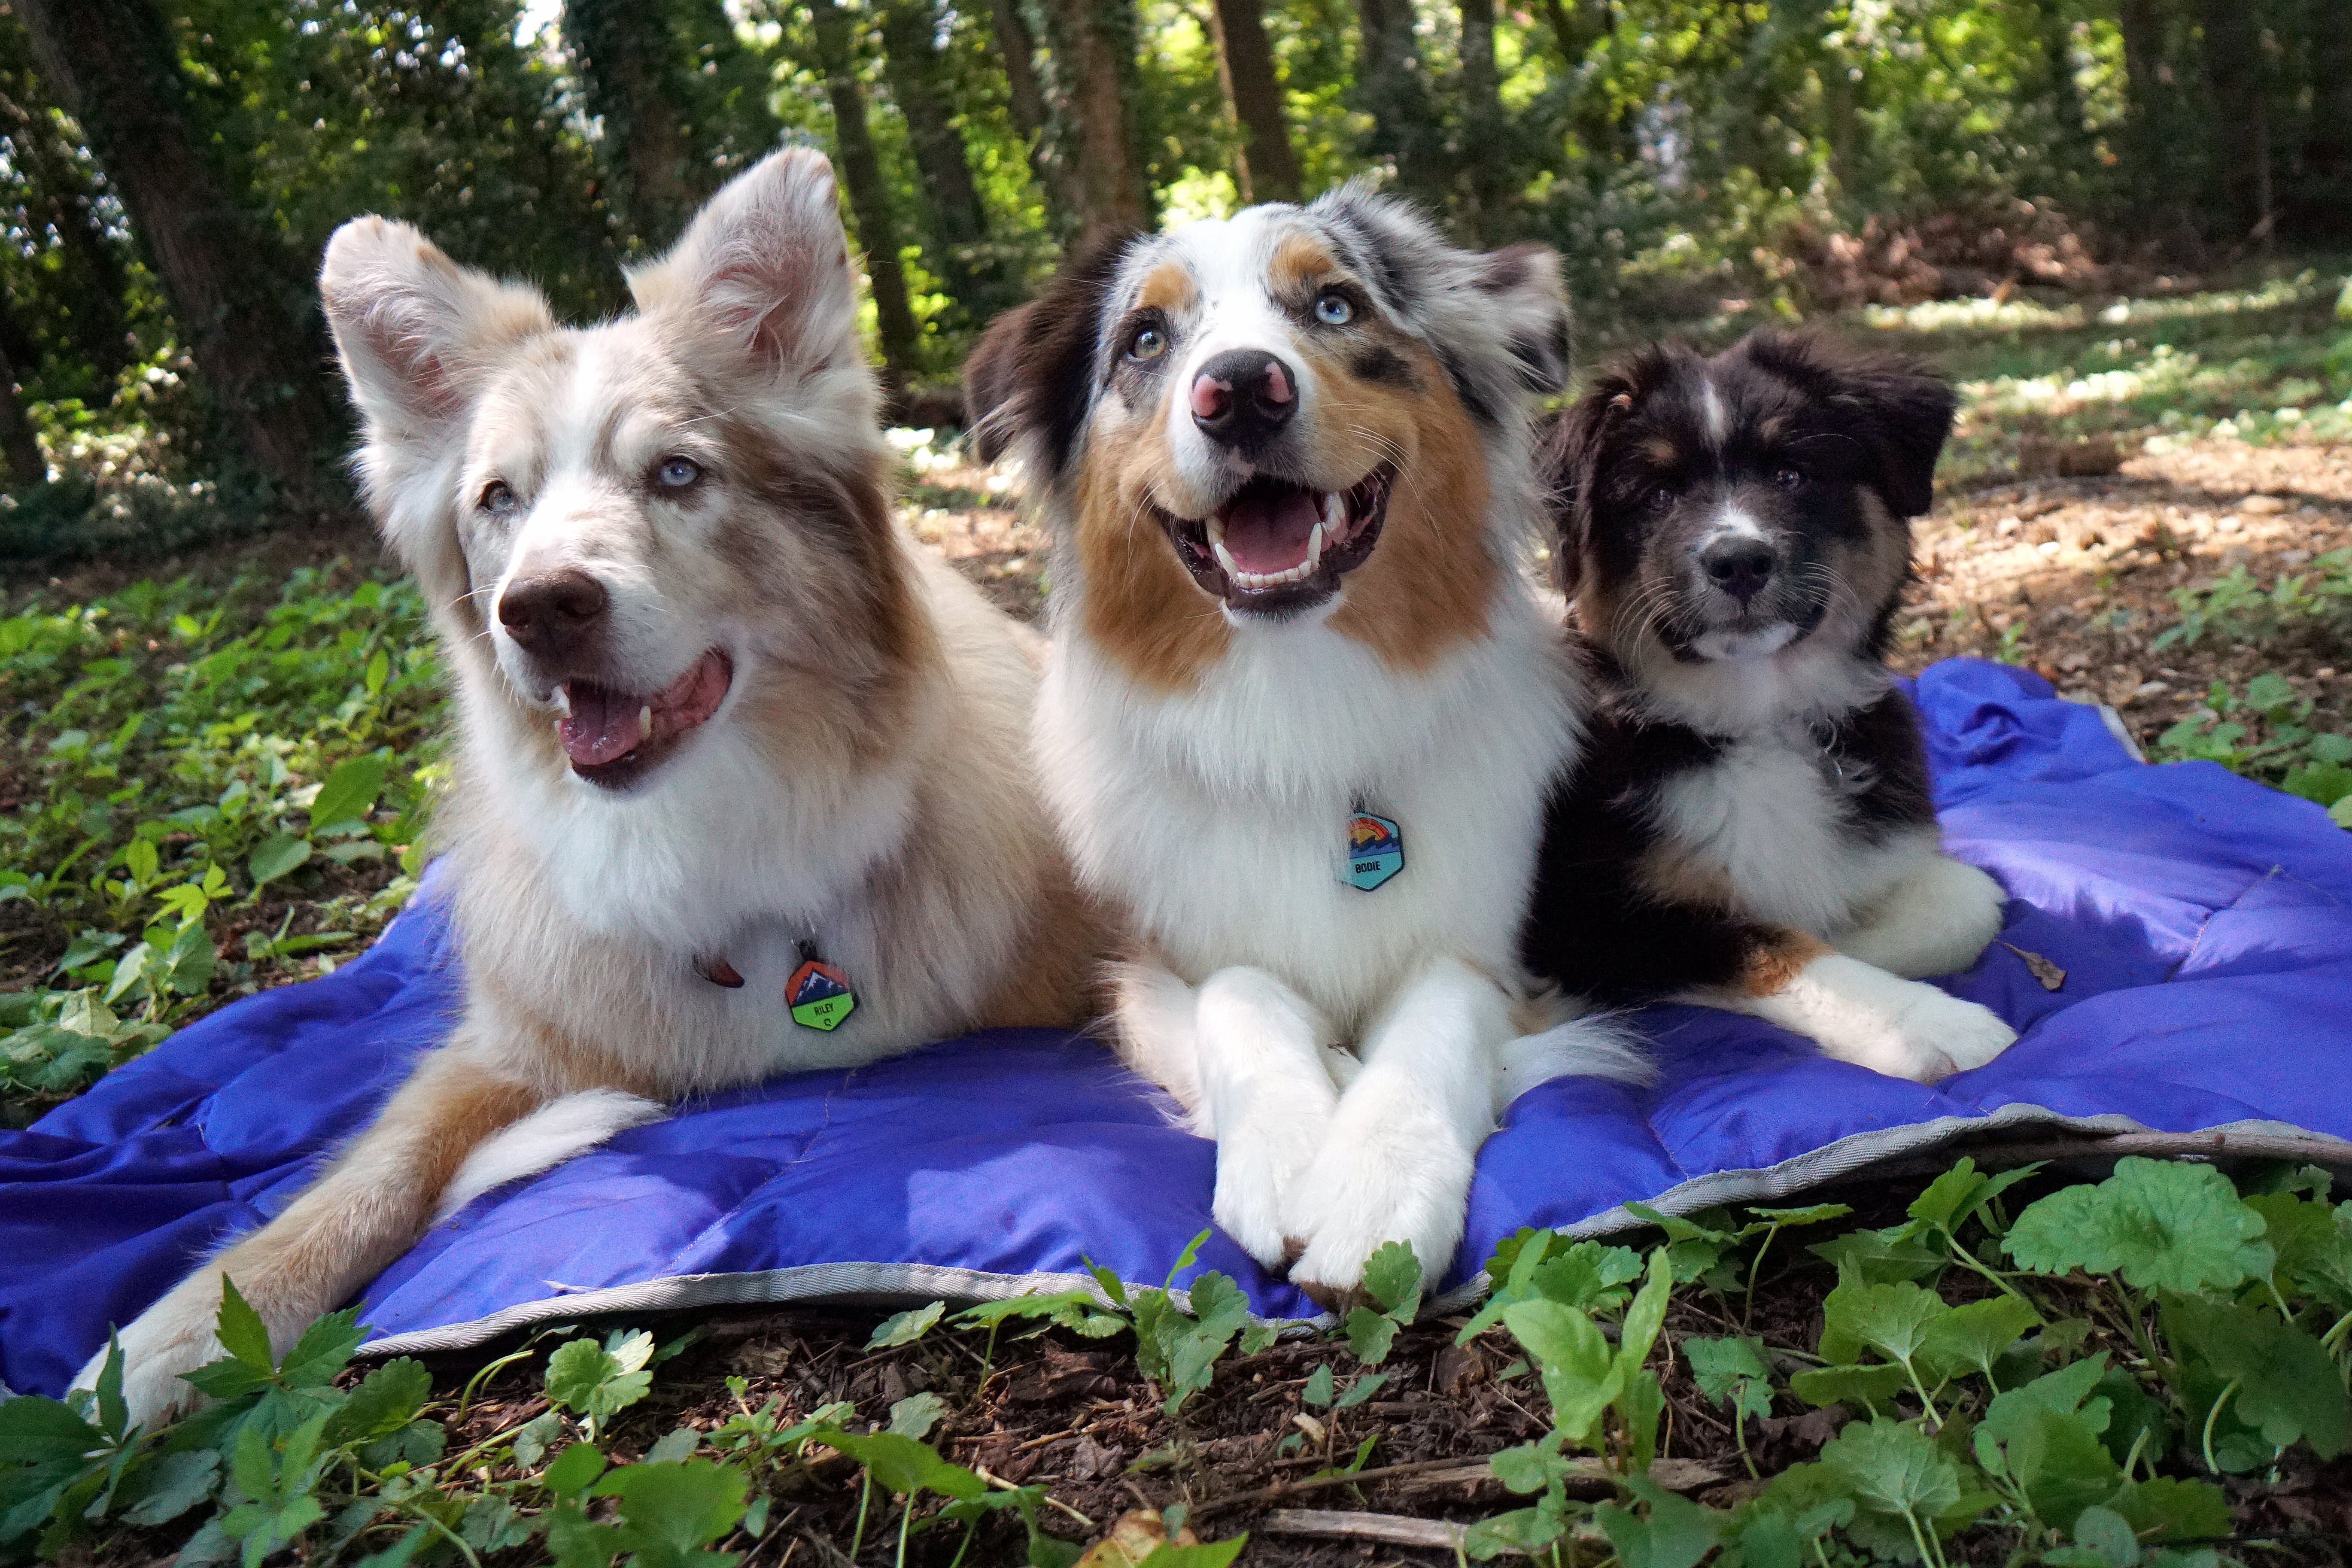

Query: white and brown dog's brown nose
[498,569,609,664]
[1191,348,1297,452]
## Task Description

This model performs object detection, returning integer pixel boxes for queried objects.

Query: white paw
[1831,979,2017,1083]
[1279,1090,1471,1305]
[1843,855,2009,979]
[74,1267,232,1428]
[1212,1098,1335,1270]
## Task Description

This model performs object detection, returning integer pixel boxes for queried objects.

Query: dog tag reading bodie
[1342,810,1405,891]
[787,958,857,1030]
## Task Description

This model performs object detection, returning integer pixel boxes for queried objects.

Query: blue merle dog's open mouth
[1157,465,1394,615]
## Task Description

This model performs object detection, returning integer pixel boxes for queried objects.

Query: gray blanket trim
[359,1107,2352,1357]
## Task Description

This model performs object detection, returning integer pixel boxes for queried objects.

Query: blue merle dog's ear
[963,228,1139,473]
[1310,186,1570,426]
[1744,330,1956,518]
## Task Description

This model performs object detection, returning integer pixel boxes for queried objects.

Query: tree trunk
[2198,0,2272,243]
[565,0,705,250]
[2297,0,2352,240]
[15,0,330,506]
[983,0,1085,228]
[1353,0,1446,205]
[1205,0,1301,205]
[0,25,131,386]
[1033,0,1151,234]
[809,0,923,388]
[0,290,49,485]
[878,0,1012,321]
[1457,0,1512,239]
[2114,0,2179,242]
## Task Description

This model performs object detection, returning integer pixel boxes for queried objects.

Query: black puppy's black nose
[1191,348,1298,450]
[498,569,609,661]
[1699,537,1775,603]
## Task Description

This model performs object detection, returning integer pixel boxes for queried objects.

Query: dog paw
[1278,1096,1472,1306]
[1823,974,2017,1083]
[75,1268,234,1428]
[1212,1100,1334,1271]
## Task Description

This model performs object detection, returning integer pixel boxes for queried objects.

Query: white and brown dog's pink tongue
[1221,486,1322,575]
[559,685,641,767]
[556,650,733,768]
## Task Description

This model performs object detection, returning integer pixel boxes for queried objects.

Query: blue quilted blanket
[6,659,2350,1399]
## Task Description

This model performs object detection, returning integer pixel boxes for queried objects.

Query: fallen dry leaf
[2000,942,2067,991]
[1076,1510,1199,1568]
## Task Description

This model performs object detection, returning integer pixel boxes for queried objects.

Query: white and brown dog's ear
[961,228,1138,475]
[321,216,554,443]
[1311,186,1571,426]
[1744,331,1957,517]
[627,146,861,385]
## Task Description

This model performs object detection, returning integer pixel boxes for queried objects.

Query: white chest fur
[1038,598,1577,1035]
[1651,725,1932,939]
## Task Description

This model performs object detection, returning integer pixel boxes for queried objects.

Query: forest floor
[5,261,2352,1565]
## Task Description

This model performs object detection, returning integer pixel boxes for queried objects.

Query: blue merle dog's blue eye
[480,480,519,516]
[1314,292,1354,326]
[658,457,701,489]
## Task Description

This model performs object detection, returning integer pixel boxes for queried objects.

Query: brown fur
[1735,928,1834,997]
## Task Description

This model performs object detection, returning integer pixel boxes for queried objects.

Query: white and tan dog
[87,148,1098,1421]
[968,189,1642,1301]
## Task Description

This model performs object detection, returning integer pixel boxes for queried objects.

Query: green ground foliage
[6,1156,2349,1566]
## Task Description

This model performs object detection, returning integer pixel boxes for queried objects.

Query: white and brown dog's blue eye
[480,480,518,517]
[1774,465,1805,491]
[658,456,701,489]
[1313,292,1354,326]
[1127,325,1167,361]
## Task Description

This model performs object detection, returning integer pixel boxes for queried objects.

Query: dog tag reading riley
[787,957,857,1030]
[1343,809,1405,891]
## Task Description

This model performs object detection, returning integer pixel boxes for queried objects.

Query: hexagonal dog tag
[1343,811,1404,892]
[787,958,857,1031]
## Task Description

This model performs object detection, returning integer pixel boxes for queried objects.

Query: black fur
[1520,329,1953,1004]
[961,228,1139,471]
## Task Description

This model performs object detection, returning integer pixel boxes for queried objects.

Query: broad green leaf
[215,1276,273,1371]
[248,834,313,887]
[324,1358,429,1443]
[1332,1369,1389,1410]
[1140,1536,1249,1568]
[590,1457,748,1553]
[2162,1297,2350,1459]
[1808,1224,1945,1285]
[644,1427,702,1464]
[1502,1299,1619,1441]
[2107,1477,2232,1542]
[1463,1505,1566,1560]
[1489,1440,1571,1494]
[1684,1336,1774,1420]
[2004,1158,2274,1295]
[1301,1364,1334,1407]
[1620,1246,1675,1370]
[543,1442,608,1499]
[0,1395,101,1463]
[1908,1158,2042,1237]
[1361,1240,1423,1320]
[811,1428,988,1499]
[275,1307,366,1388]
[1817,1276,1949,1369]
[116,1449,220,1527]
[1919,1295,2041,1383]
[887,1391,947,1440]
[1342,1305,1398,1365]
[309,756,386,832]
[544,1337,653,1425]
[1788,1363,1908,1412]
[1817,1416,1965,1521]
[865,1301,944,1350]
[159,919,216,997]
[1605,1473,1723,1568]
[2067,1505,2142,1568]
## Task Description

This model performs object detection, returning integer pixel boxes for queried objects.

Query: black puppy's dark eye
[1773,465,1805,491]
[1645,484,1677,511]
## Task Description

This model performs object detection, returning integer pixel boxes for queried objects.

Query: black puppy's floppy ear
[1747,331,1955,517]
[958,228,1139,475]
[1541,371,1638,603]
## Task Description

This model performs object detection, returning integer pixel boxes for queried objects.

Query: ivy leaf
[1301,1365,1334,1408]
[1788,1363,1909,1412]
[1816,1416,1966,1524]
[865,1301,943,1350]
[2004,1158,2273,1295]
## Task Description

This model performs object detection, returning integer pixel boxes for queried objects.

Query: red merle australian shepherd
[1522,330,2018,1081]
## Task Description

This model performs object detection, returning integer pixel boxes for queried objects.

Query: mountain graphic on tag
[787,959,857,1031]
[1343,811,1404,891]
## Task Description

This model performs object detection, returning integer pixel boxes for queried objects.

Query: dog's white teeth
[638,705,653,742]
[1322,492,1344,529]
[551,685,571,717]
[1208,512,1227,546]
[1212,537,1240,577]
[1305,521,1324,572]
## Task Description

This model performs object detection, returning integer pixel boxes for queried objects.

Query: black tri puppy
[1522,329,2018,1082]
